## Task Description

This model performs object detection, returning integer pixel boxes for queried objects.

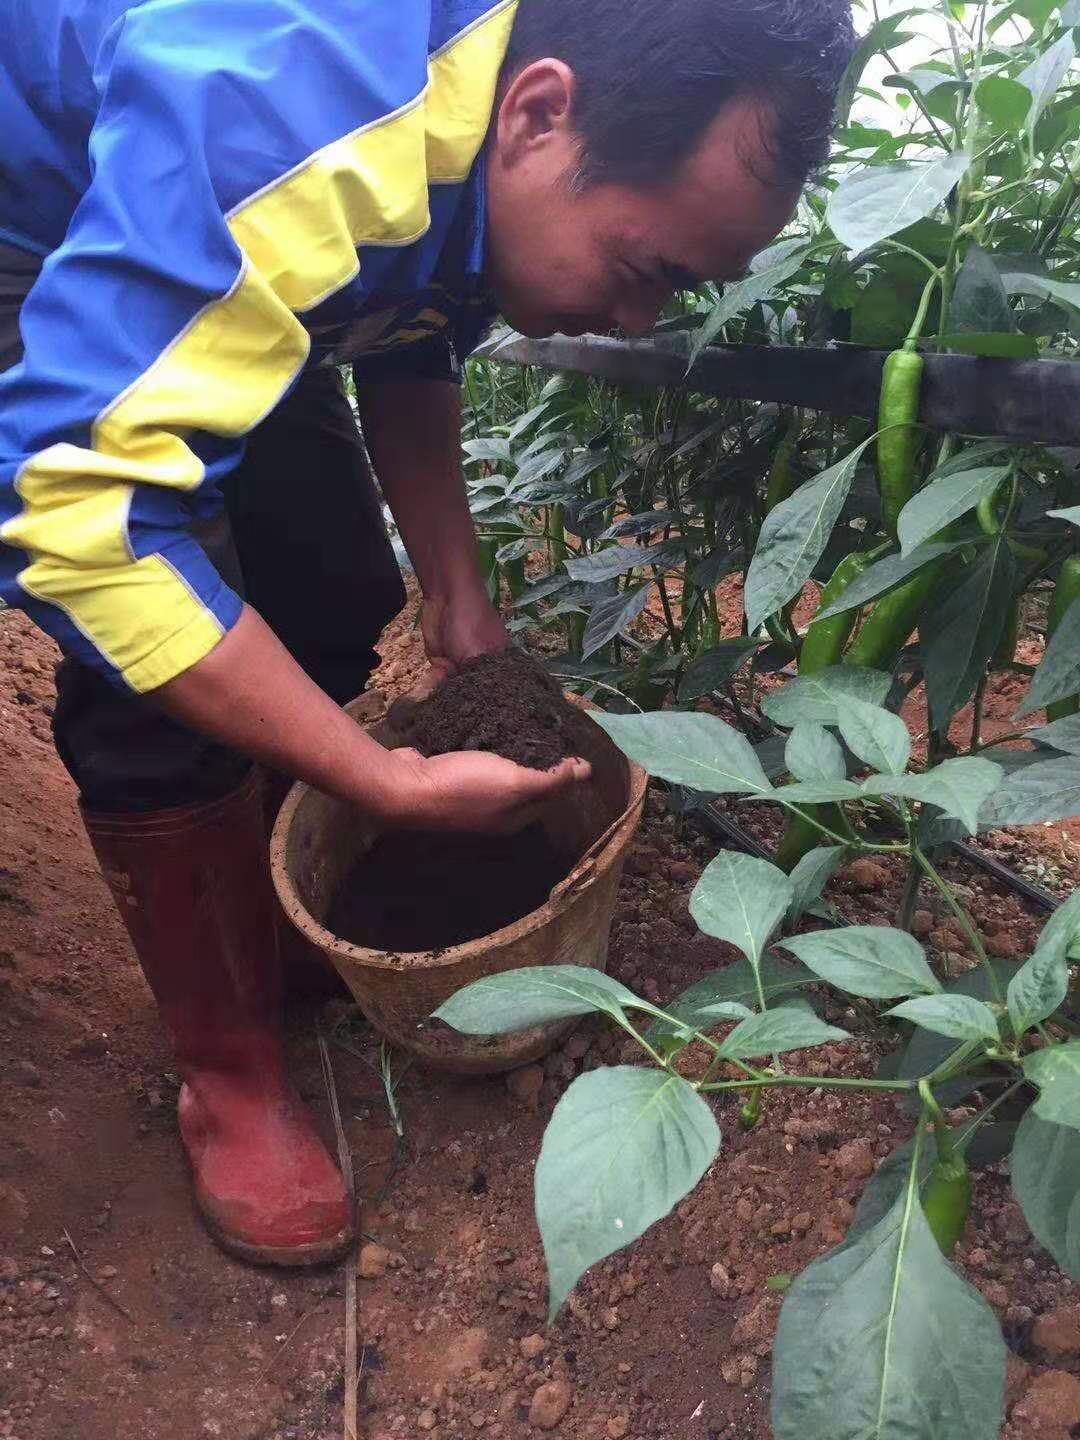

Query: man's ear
[492,58,577,168]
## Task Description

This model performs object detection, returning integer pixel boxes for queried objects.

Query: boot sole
[199,1207,356,1268]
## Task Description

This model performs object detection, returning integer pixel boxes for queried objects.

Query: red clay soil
[0,586,1076,1440]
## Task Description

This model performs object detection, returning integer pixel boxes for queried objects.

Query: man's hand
[385,746,590,834]
[422,582,508,687]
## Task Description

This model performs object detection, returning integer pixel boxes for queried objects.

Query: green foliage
[450,8,1080,1435]
[439,682,1077,1440]
[780,926,942,999]
[771,1156,1005,1440]
[535,1067,719,1321]
[1011,1110,1080,1278]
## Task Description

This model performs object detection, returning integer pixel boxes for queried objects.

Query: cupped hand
[385,746,591,835]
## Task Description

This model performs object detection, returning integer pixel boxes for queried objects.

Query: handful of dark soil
[388,649,596,771]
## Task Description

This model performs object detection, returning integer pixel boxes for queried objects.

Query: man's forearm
[357,379,480,600]
[154,605,411,814]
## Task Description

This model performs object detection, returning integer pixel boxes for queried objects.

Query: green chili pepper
[844,560,946,671]
[876,348,925,542]
[504,555,528,601]
[697,612,720,658]
[921,1155,972,1257]
[977,479,1047,566]
[992,598,1020,670]
[739,1091,762,1131]
[765,414,800,515]
[1047,556,1080,721]
[775,552,869,871]
[799,552,872,673]
[629,651,668,713]
[775,813,826,873]
[976,486,1003,538]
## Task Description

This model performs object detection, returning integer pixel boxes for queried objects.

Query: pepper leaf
[861,757,1003,836]
[922,537,1015,733]
[594,711,773,796]
[1024,1042,1080,1129]
[1011,1109,1080,1281]
[779,926,941,999]
[690,851,794,978]
[434,966,647,1035]
[896,466,1010,555]
[836,695,911,775]
[718,1000,849,1060]
[645,955,819,1049]
[772,1164,1005,1440]
[536,1068,720,1319]
[886,994,1000,1043]
[786,724,848,784]
[762,666,892,727]
[786,847,848,928]
[827,152,973,254]
[814,542,968,622]
[744,441,875,633]
[1008,937,1071,1037]
[1019,597,1080,715]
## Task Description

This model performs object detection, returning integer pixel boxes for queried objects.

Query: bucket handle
[548,811,625,906]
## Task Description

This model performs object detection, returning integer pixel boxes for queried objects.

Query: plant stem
[700,1074,914,1095]
[897,856,922,932]
[970,672,989,752]
[925,1037,989,1087]
[972,729,1026,752]
[652,566,680,648]
[904,269,943,352]
[919,1077,958,1164]
[912,846,1003,1003]
[781,802,904,853]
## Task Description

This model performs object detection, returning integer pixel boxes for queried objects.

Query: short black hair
[502,0,856,188]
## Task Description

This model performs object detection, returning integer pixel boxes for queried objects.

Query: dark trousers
[1,248,405,811]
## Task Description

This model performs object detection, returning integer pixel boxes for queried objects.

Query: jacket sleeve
[0,0,437,692]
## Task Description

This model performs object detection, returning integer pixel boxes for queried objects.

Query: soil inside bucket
[328,652,613,953]
[326,823,567,952]
[387,649,597,771]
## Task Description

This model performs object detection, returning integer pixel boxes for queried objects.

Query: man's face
[485,62,800,340]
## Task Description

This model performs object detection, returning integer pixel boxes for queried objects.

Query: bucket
[270,692,647,1074]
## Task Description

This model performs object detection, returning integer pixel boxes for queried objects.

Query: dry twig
[61,1227,135,1326]
[319,1032,359,1440]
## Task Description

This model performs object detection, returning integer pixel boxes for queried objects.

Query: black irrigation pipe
[681,683,1064,915]
[689,794,1061,916]
[486,334,1080,446]
[687,794,1080,1035]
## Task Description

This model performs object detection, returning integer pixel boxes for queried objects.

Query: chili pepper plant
[443,6,1080,1437]
[437,671,1080,1440]
[459,0,1080,854]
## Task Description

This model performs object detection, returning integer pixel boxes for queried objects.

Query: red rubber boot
[84,772,354,1266]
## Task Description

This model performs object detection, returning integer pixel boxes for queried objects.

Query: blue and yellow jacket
[0,0,514,692]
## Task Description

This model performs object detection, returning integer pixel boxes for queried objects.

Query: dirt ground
[1,588,1078,1440]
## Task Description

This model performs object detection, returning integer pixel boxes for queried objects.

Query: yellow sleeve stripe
[427,0,519,184]
[18,551,227,694]
[9,1,517,693]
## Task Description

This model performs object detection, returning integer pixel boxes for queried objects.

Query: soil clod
[388,649,596,771]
